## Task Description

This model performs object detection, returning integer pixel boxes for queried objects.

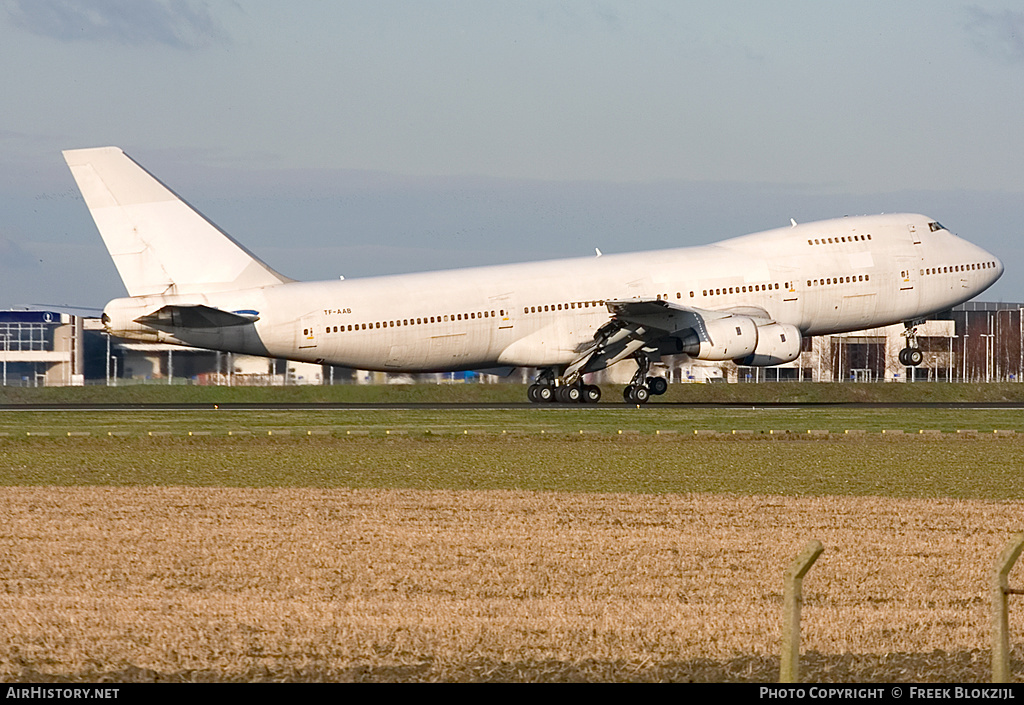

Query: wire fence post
[992,532,1024,683]
[780,539,824,683]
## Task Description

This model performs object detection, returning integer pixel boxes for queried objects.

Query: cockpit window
[928,221,945,232]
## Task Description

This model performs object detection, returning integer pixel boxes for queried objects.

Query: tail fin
[63,147,291,297]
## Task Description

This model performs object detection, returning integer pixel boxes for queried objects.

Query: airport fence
[782,533,1024,684]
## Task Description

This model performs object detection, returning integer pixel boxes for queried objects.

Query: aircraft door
[894,250,922,319]
[296,313,319,350]
[487,294,516,361]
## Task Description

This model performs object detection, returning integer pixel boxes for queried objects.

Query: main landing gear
[527,372,602,404]
[622,353,668,404]
[526,355,669,405]
[898,323,924,367]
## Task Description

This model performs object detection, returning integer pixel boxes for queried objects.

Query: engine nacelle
[734,322,802,366]
[679,315,758,361]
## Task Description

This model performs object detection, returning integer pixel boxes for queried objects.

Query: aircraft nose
[984,245,1005,282]
[974,242,1004,287]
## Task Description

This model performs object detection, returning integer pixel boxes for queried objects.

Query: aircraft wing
[134,304,259,329]
[604,298,770,333]
[564,298,774,381]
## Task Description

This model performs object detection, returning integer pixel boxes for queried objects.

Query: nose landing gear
[899,323,924,367]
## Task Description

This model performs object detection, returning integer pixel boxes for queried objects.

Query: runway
[4,401,1024,411]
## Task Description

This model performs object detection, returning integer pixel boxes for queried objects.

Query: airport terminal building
[3,302,1022,386]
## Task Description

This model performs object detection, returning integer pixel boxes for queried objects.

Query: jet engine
[734,322,802,366]
[679,315,758,361]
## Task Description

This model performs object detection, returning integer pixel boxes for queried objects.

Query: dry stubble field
[2,481,1022,682]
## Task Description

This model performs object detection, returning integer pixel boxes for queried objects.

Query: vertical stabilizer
[63,147,291,297]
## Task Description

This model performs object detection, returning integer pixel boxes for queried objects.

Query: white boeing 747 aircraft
[64,147,1003,403]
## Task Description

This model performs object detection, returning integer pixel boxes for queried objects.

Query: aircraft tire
[908,349,923,366]
[632,385,650,404]
[647,377,668,395]
[528,384,541,403]
[565,385,582,403]
[583,384,601,403]
[537,385,554,403]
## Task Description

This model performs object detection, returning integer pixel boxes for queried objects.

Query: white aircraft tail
[63,147,291,297]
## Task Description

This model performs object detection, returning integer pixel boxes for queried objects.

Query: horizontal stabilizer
[135,304,259,329]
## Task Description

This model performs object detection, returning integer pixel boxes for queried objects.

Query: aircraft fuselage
[102,212,1002,373]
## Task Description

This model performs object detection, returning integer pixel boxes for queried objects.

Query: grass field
[1,398,1023,682]
[2,380,1024,406]
[3,404,1024,435]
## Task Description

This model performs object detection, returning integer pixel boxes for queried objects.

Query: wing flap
[605,298,756,334]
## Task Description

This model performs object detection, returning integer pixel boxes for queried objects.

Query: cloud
[2,0,229,49]
[964,6,1024,64]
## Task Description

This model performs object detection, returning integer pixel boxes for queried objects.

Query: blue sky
[1,1,1023,307]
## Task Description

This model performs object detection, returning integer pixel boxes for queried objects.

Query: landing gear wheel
[536,385,554,403]
[899,348,923,366]
[624,385,650,404]
[556,385,581,403]
[647,377,668,396]
[528,384,541,403]
[583,384,601,404]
